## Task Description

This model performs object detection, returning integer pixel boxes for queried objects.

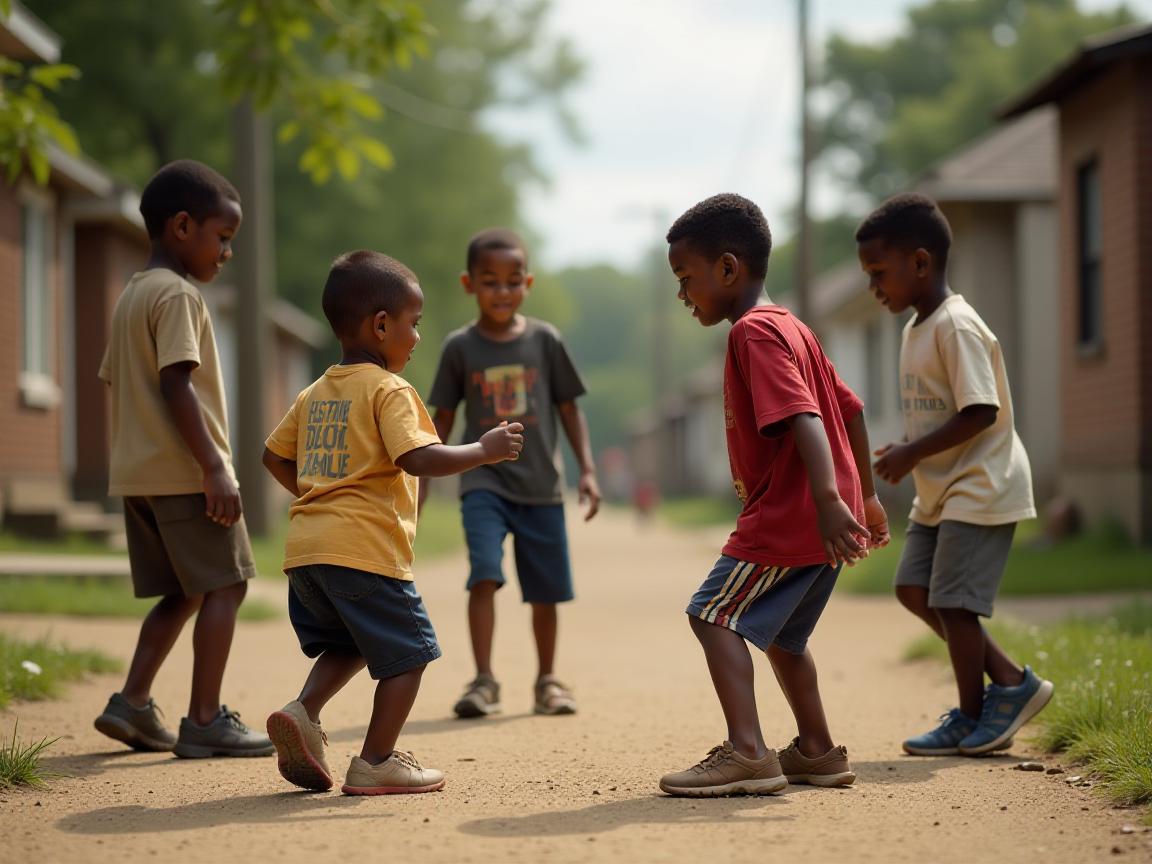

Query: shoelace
[219,706,250,732]
[392,750,421,769]
[693,745,730,772]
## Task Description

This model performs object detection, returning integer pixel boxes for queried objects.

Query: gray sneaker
[174,706,275,758]
[94,692,176,752]
[453,675,501,719]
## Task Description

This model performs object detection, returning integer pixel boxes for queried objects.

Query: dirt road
[2,508,1148,863]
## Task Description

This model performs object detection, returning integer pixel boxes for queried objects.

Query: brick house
[1003,23,1152,543]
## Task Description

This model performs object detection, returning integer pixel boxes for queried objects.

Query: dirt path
[2,508,1148,863]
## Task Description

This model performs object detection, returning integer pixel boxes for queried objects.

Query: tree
[817,0,1137,200]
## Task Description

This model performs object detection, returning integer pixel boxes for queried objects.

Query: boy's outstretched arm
[418,408,457,513]
[874,404,997,484]
[557,400,600,521]
[159,361,240,527]
[789,412,870,566]
[262,447,300,498]
[400,421,523,478]
[844,411,890,548]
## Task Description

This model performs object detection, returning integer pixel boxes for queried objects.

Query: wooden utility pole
[231,97,273,536]
[795,0,813,320]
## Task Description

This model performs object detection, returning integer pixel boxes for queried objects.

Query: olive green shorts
[123,494,256,598]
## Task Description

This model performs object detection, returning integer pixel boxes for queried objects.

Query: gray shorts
[894,520,1016,617]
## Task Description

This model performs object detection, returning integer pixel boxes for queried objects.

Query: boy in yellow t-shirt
[262,251,523,796]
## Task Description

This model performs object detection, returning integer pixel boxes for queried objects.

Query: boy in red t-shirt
[658,194,890,797]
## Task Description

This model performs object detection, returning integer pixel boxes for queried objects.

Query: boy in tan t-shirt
[857,193,1053,758]
[262,250,523,796]
[94,160,272,758]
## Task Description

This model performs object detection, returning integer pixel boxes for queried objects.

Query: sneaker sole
[785,771,856,787]
[341,779,446,796]
[93,714,174,753]
[533,703,576,716]
[659,776,788,797]
[173,742,276,759]
[903,737,1014,757]
[454,700,502,719]
[266,711,332,791]
[959,680,1055,756]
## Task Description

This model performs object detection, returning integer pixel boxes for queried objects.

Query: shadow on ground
[325,712,535,743]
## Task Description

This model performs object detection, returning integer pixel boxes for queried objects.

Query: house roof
[1001,22,1152,118]
[0,1,60,63]
[917,107,1056,203]
[811,262,867,321]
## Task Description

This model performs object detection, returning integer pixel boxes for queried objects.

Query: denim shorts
[287,564,441,680]
[461,489,574,604]
[894,520,1016,617]
[686,555,840,653]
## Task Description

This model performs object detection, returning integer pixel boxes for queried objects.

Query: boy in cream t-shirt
[857,193,1053,758]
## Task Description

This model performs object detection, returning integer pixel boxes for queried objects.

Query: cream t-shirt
[99,269,235,497]
[265,364,441,581]
[900,294,1036,526]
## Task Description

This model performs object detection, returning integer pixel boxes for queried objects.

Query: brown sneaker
[266,700,332,791]
[659,741,787,797]
[777,737,856,787]
[533,675,576,715]
[94,693,176,752]
[341,751,445,795]
[453,675,501,719]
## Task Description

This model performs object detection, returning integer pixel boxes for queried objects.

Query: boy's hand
[815,496,870,567]
[578,470,601,521]
[203,466,242,527]
[479,421,524,463]
[873,442,919,484]
[863,493,890,548]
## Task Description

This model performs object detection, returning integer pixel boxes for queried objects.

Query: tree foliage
[817,0,1137,199]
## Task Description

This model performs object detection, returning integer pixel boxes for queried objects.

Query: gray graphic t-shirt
[427,318,586,504]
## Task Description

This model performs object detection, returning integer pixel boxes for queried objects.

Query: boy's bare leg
[121,593,202,706]
[689,616,768,759]
[936,607,990,719]
[468,582,499,677]
[361,665,425,764]
[188,580,247,725]
[766,645,835,756]
[531,602,557,679]
[897,586,1023,687]
[298,649,367,722]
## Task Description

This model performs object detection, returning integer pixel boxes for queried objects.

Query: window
[19,185,58,408]
[1076,159,1102,350]
[864,317,884,418]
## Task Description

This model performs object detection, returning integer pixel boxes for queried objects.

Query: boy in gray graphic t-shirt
[424,228,600,719]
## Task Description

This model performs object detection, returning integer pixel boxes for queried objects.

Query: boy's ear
[373,310,388,340]
[171,211,192,240]
[913,247,931,276]
[719,252,740,285]
[524,273,534,292]
[460,272,474,294]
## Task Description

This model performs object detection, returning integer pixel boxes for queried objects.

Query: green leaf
[28,65,81,91]
[335,147,359,181]
[354,136,393,170]
[28,146,49,185]
[276,120,300,144]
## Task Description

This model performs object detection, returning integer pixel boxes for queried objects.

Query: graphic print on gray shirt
[427,318,586,504]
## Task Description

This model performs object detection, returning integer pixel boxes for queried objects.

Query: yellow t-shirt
[98,269,235,496]
[900,294,1036,526]
[265,364,441,580]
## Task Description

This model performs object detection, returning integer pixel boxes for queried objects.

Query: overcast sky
[485,0,1151,271]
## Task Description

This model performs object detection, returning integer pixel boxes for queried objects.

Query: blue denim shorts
[461,490,574,604]
[686,555,840,653]
[287,564,441,680]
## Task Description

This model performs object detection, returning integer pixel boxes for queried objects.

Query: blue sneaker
[959,666,1054,755]
[902,708,978,756]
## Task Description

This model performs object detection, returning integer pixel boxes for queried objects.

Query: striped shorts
[686,555,840,653]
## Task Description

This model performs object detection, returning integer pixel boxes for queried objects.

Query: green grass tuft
[0,633,121,709]
[0,720,63,789]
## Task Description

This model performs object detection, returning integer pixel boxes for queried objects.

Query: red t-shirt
[722,305,865,566]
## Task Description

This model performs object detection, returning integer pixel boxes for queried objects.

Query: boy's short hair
[665,193,772,281]
[466,228,527,272]
[855,193,953,268]
[322,250,419,339]
[139,160,241,240]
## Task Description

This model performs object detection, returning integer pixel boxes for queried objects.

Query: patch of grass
[840,521,1152,596]
[0,576,278,621]
[0,633,121,709]
[658,496,741,528]
[0,530,121,556]
[0,721,63,789]
[905,600,1152,807]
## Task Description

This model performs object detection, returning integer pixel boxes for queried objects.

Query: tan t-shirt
[98,269,235,497]
[265,364,441,581]
[900,294,1036,526]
